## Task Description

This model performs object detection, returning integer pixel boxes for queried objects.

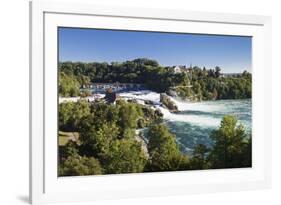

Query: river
[118,90,252,154]
[60,89,252,154]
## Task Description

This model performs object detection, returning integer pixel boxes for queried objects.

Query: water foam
[119,90,221,128]
[59,90,250,130]
[156,106,220,128]
[169,97,223,112]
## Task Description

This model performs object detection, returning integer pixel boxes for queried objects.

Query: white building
[173,66,182,73]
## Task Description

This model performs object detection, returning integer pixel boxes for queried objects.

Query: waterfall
[119,90,221,128]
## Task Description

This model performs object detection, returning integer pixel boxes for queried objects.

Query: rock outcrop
[160,93,178,112]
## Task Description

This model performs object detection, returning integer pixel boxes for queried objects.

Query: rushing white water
[119,90,161,105]
[116,90,252,153]
[59,89,252,153]
[170,97,223,112]
[156,106,221,127]
[118,90,224,128]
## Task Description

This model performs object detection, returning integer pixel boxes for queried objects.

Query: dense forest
[59,100,251,176]
[59,58,252,101]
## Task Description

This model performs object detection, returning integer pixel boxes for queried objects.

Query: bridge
[81,83,146,93]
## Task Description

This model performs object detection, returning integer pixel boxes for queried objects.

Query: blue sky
[59,27,252,73]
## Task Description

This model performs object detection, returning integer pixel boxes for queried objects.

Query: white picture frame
[30,1,272,204]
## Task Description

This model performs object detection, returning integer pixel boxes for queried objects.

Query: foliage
[196,77,252,100]
[103,139,147,174]
[80,89,92,97]
[59,72,80,97]
[59,100,164,176]
[208,115,252,168]
[59,153,103,176]
[59,58,251,101]
[79,121,120,159]
[147,124,189,171]
[59,141,80,162]
[57,100,178,175]
[58,57,252,175]
[58,100,90,131]
[189,144,210,170]
[58,101,252,175]
[116,100,143,137]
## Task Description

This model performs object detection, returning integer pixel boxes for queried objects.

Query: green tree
[79,121,120,159]
[212,88,218,100]
[72,100,91,127]
[59,100,90,131]
[117,100,143,138]
[59,154,103,176]
[59,141,79,160]
[208,115,251,168]
[189,144,209,169]
[193,81,202,100]
[147,124,189,171]
[90,103,119,127]
[215,66,221,78]
[104,139,147,174]
[59,101,74,130]
[59,72,80,97]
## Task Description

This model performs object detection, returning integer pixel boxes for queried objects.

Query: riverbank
[59,90,251,129]
[59,90,252,154]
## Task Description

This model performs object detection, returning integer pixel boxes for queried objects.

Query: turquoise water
[120,90,252,154]
[164,99,252,153]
